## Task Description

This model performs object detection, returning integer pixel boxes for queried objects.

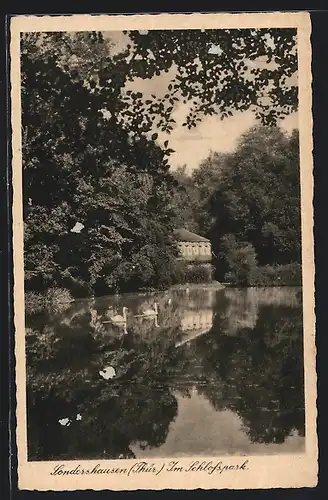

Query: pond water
[26,286,305,461]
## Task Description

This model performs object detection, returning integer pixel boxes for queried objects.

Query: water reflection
[26,286,305,460]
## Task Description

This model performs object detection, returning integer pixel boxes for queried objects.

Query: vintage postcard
[11,12,317,491]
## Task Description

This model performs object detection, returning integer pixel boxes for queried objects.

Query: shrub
[171,261,188,284]
[25,287,73,316]
[219,234,258,285]
[217,234,301,286]
[249,263,301,286]
[187,264,213,283]
[25,292,45,315]
[179,263,213,284]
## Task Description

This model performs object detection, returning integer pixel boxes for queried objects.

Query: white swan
[110,307,128,324]
[103,307,128,334]
[141,302,158,317]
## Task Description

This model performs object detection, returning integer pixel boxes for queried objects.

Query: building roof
[173,228,210,243]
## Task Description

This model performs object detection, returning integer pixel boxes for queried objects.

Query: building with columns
[173,228,212,262]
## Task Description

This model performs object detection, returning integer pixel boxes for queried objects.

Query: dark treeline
[22,31,301,305]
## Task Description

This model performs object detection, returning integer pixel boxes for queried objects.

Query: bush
[219,235,258,285]
[186,264,213,283]
[25,292,45,315]
[249,263,301,286]
[173,262,214,284]
[217,234,301,286]
[25,287,73,316]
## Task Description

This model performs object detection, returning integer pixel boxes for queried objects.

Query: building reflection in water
[177,310,214,347]
[25,285,305,461]
[181,310,214,332]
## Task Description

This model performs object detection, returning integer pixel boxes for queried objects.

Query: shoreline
[25,282,302,314]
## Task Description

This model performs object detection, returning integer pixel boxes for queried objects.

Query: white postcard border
[11,11,317,491]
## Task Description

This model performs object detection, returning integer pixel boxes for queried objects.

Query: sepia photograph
[11,12,317,491]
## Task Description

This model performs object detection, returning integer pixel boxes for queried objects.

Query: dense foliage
[22,33,180,297]
[22,30,304,463]
[125,28,298,128]
[22,30,300,295]
[209,127,301,266]
[172,126,301,285]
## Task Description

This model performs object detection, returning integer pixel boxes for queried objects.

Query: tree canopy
[207,126,301,270]
[22,29,300,294]
[164,125,301,283]
[122,28,297,128]
[22,32,181,296]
